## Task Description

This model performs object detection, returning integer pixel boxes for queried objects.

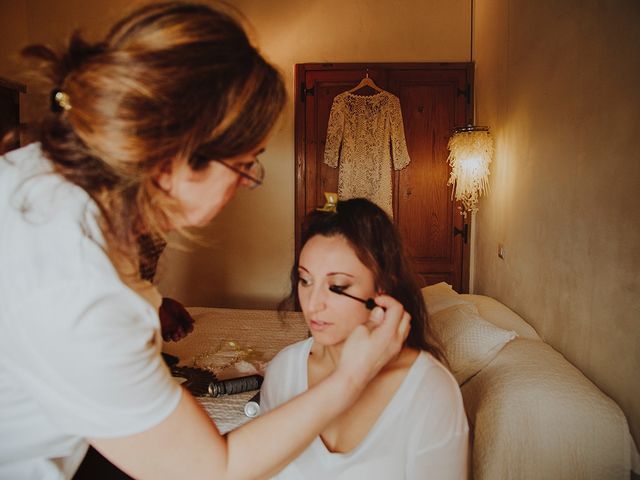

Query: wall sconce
[446,125,494,217]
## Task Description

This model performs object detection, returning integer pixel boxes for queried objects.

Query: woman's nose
[306,285,327,313]
[239,175,254,188]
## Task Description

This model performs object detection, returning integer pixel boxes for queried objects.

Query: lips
[309,319,332,331]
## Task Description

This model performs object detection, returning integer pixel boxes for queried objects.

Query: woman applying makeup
[0,4,408,479]
[261,198,469,479]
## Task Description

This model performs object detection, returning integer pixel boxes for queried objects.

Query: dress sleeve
[10,278,182,439]
[323,95,345,168]
[389,95,411,170]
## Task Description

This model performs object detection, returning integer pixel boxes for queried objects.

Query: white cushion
[430,303,518,384]
[421,282,473,316]
[460,294,540,340]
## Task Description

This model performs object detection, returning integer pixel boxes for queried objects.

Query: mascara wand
[328,285,380,310]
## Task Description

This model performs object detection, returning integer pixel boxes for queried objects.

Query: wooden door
[0,77,26,151]
[295,63,472,292]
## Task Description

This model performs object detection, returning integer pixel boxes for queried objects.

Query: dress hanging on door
[323,91,411,217]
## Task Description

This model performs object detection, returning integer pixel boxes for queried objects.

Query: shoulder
[403,352,467,431]
[265,337,312,375]
[0,146,158,347]
[1,144,113,299]
[403,353,469,459]
[330,92,349,107]
[1,142,101,251]
[414,352,463,404]
[405,352,468,436]
[379,91,400,108]
[333,91,348,101]
[1,143,92,217]
[261,338,311,411]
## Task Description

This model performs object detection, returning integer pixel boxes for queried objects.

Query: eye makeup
[328,285,378,310]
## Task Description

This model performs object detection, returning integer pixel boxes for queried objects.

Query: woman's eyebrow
[254,147,266,155]
[298,267,354,278]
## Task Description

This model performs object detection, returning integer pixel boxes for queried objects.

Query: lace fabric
[323,91,411,217]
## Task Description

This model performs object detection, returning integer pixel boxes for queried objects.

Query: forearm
[226,369,363,479]
[91,300,406,479]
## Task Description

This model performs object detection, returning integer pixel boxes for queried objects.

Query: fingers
[370,295,412,354]
[337,295,412,389]
[366,294,405,337]
[364,306,385,328]
[397,311,411,341]
[355,295,407,373]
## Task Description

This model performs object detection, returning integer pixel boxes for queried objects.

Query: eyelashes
[328,285,378,310]
[328,285,348,293]
[297,278,351,292]
[299,281,378,310]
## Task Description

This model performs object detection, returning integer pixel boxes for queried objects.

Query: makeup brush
[328,285,379,310]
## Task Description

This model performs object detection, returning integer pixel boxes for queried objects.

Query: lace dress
[323,90,411,217]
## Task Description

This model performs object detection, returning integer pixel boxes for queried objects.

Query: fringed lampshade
[446,126,494,217]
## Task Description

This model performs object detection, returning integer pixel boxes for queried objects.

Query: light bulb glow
[447,129,494,217]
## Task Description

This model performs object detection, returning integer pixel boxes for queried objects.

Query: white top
[323,91,411,217]
[261,338,469,480]
[0,144,182,479]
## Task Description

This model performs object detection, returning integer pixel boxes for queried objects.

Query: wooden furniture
[295,63,473,292]
[0,76,26,151]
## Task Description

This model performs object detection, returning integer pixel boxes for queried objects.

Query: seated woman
[261,198,469,479]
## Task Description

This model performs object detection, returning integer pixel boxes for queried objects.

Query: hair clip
[316,192,338,212]
[50,89,72,112]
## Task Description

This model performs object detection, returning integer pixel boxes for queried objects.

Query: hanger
[347,70,382,94]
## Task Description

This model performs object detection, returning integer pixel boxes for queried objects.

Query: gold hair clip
[50,89,72,112]
[316,192,338,212]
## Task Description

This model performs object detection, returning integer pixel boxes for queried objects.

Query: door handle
[453,224,468,244]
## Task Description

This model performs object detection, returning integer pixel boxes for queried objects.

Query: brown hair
[282,198,445,362]
[20,1,286,262]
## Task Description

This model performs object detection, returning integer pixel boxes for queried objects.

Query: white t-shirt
[0,144,182,479]
[261,338,469,480]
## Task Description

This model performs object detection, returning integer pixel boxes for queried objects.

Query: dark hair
[19,1,286,261]
[283,198,444,362]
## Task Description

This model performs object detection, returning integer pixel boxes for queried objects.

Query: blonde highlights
[23,2,286,263]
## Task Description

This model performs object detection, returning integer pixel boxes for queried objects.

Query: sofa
[422,283,638,479]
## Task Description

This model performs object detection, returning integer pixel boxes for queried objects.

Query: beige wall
[474,0,640,445]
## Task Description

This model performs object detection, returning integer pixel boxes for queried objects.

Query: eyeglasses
[192,153,265,189]
[213,158,264,189]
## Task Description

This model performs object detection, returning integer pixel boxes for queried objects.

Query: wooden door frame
[294,62,474,292]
